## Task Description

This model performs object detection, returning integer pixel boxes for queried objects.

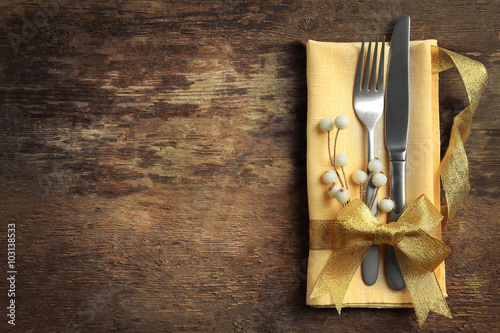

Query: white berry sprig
[353,157,386,205]
[321,117,345,188]
[320,115,350,205]
[320,116,392,214]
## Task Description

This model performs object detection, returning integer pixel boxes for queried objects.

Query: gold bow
[310,195,452,326]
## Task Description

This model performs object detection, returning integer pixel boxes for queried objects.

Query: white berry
[323,170,338,184]
[368,158,383,173]
[334,115,349,129]
[320,117,335,132]
[328,184,341,198]
[372,172,387,187]
[335,153,348,167]
[352,170,368,184]
[336,188,350,203]
[379,197,394,212]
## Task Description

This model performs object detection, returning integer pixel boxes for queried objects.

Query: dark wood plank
[0,0,498,331]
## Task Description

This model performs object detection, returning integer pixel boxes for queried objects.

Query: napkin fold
[306,40,444,308]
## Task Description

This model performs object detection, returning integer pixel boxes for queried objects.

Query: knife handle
[387,160,406,290]
[389,160,406,216]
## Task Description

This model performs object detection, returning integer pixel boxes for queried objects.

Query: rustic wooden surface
[0,1,498,332]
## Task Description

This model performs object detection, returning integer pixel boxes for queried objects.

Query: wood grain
[0,0,498,332]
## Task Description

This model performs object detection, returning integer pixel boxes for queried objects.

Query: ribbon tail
[440,118,471,224]
[432,46,488,225]
[310,246,370,314]
[396,250,452,327]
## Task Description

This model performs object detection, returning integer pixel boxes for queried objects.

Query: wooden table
[1,1,498,332]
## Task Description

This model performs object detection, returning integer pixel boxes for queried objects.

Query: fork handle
[387,160,406,290]
[365,128,378,216]
[362,129,379,286]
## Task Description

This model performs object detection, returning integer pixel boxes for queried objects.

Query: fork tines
[355,35,386,92]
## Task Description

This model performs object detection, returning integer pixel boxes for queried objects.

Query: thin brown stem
[341,166,348,190]
[369,187,379,211]
[367,172,374,183]
[328,131,345,187]
[327,131,334,168]
[336,171,345,188]
[333,129,339,169]
[363,172,374,201]
[332,129,345,188]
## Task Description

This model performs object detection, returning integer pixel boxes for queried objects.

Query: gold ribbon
[432,46,488,225]
[308,47,488,325]
[310,195,452,326]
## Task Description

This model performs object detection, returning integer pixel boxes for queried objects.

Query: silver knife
[384,15,410,291]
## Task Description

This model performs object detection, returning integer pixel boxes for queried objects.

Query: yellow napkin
[306,40,444,308]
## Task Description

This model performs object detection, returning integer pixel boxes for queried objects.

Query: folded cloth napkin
[306,39,445,308]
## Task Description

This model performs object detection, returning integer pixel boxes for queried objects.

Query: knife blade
[384,15,410,291]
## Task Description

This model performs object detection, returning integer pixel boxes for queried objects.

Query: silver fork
[353,35,385,286]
